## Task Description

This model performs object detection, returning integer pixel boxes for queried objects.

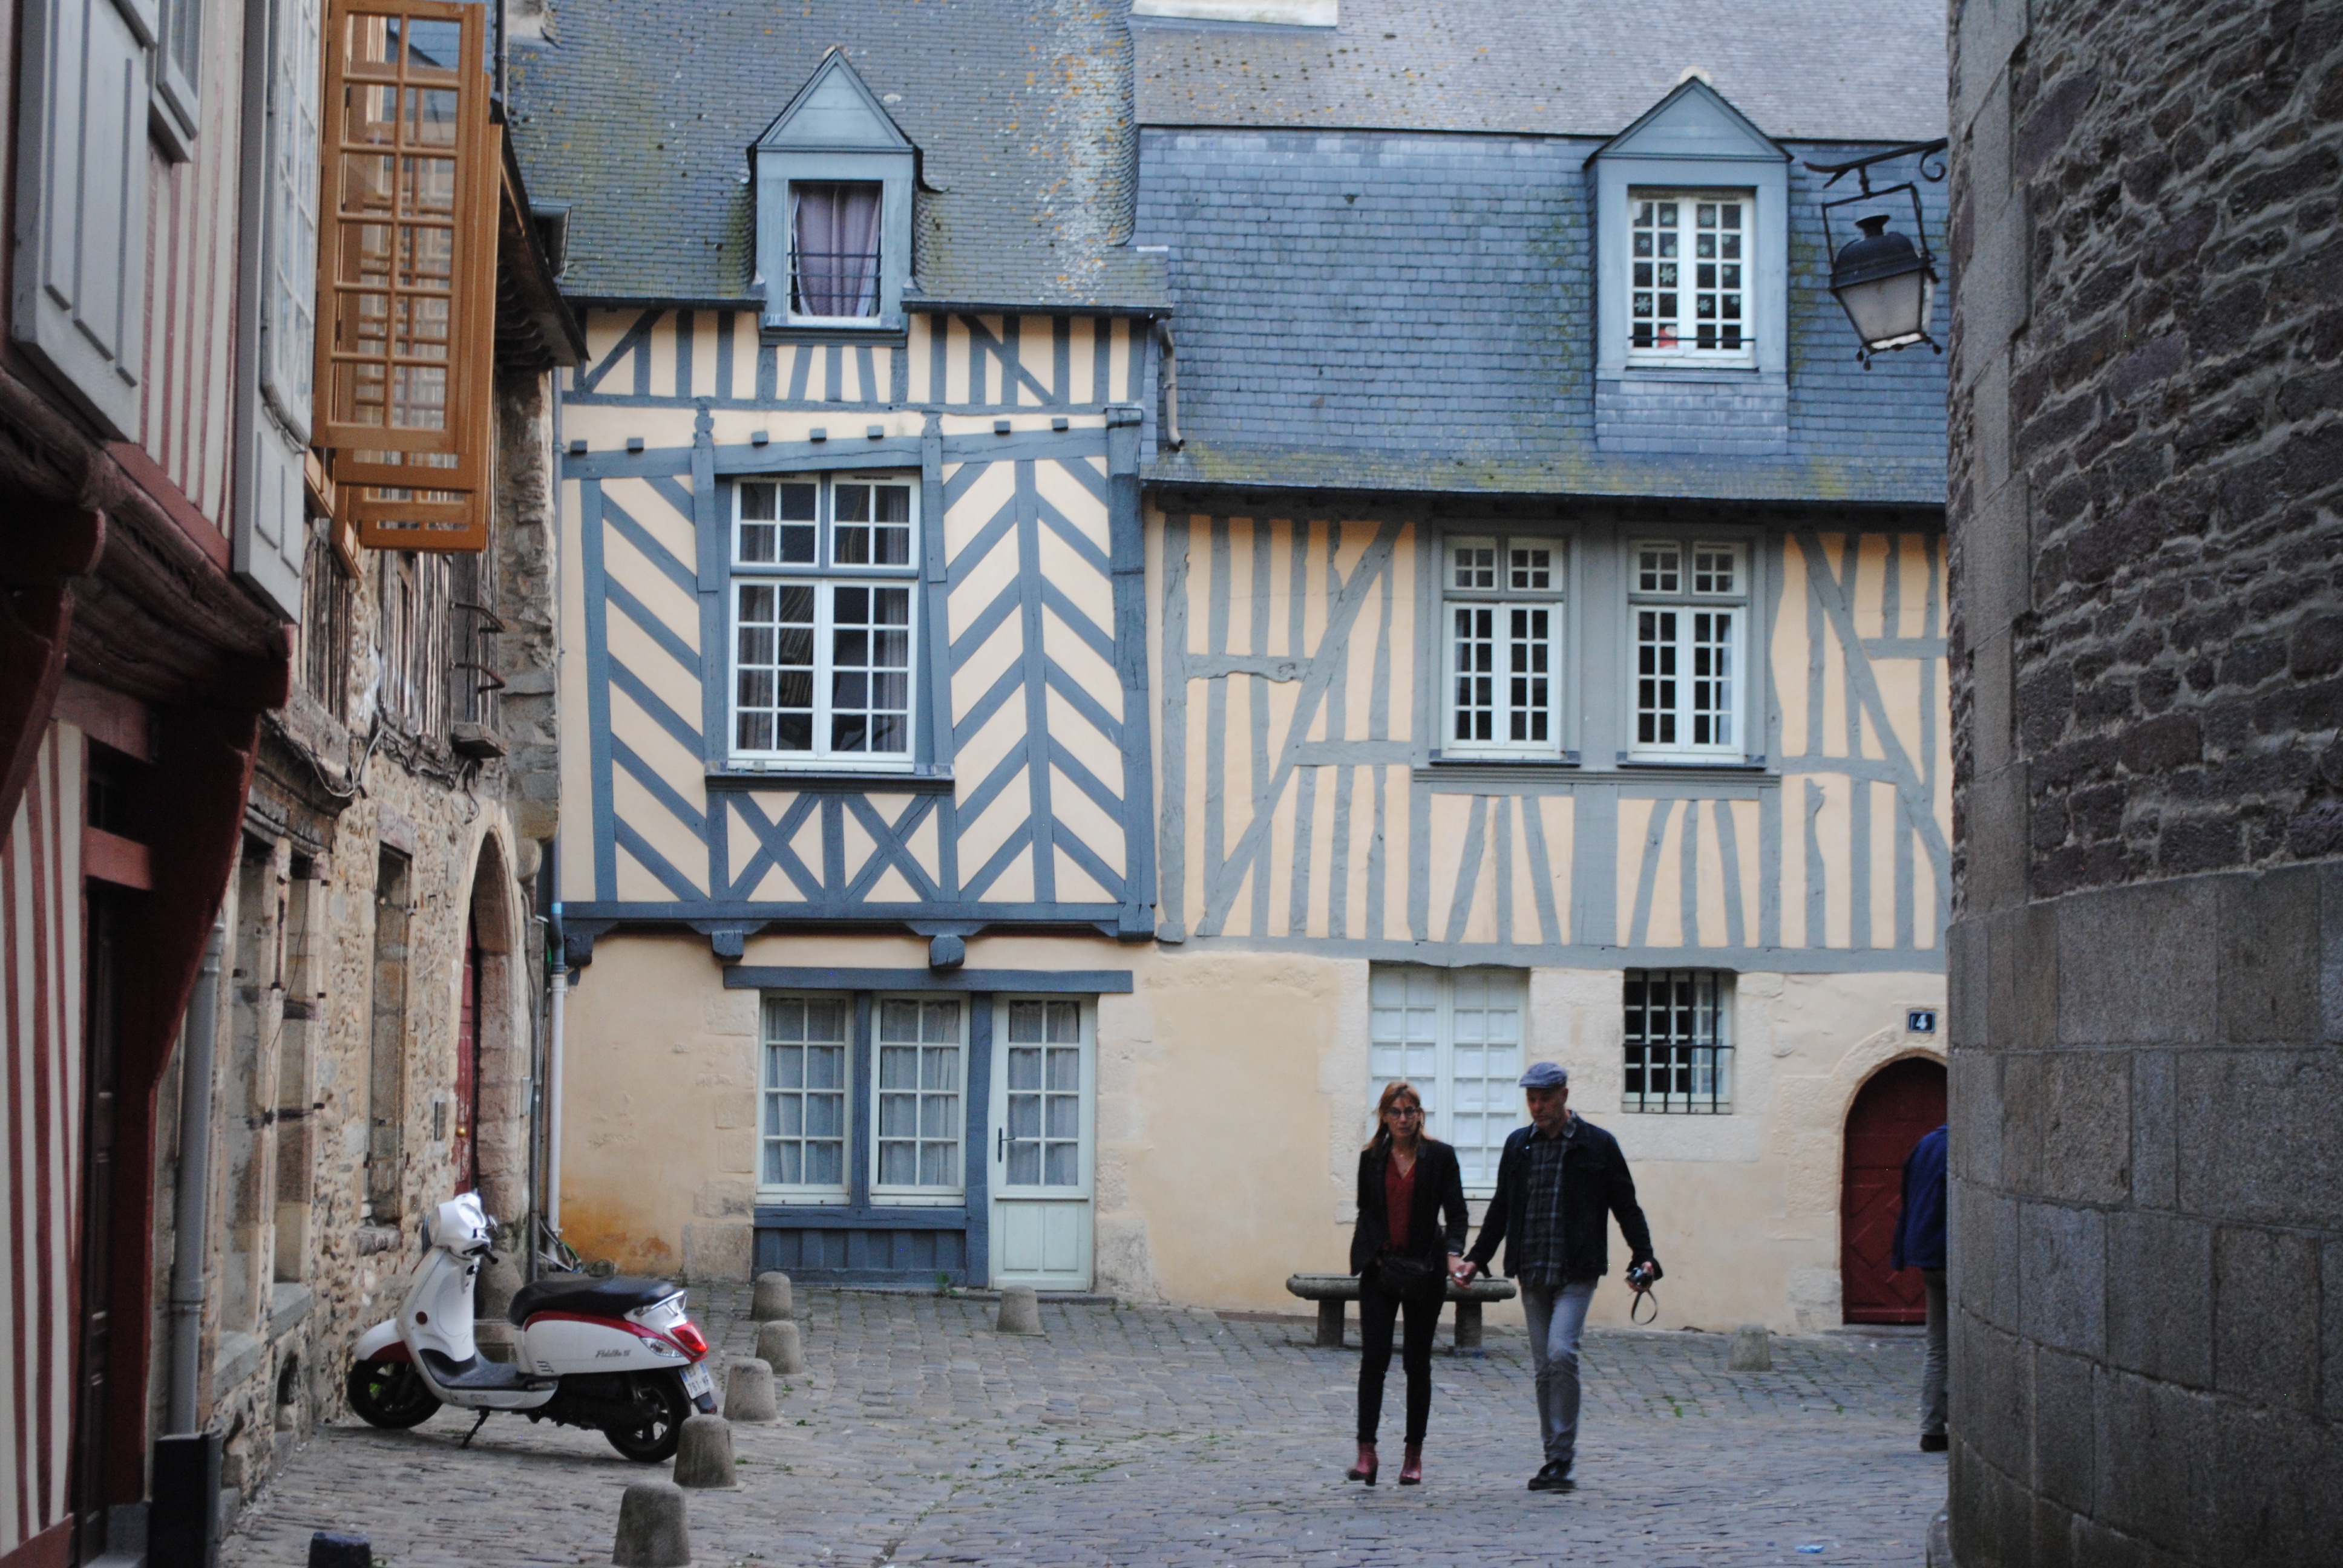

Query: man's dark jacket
[1890,1124,1948,1272]
[1349,1139,1470,1275]
[1464,1117,1657,1283]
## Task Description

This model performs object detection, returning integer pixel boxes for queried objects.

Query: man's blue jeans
[1518,1278,1599,1466]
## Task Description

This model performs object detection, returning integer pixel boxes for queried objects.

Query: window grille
[1441,535,1564,758]
[790,182,882,319]
[760,995,850,1197]
[1622,969,1734,1113]
[1368,966,1527,1194]
[1630,190,1751,359]
[732,474,917,766]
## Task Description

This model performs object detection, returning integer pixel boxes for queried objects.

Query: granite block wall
[1946,0,2343,1563]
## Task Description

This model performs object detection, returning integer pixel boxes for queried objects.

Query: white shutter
[231,0,320,618]
[258,0,321,438]
[11,0,154,439]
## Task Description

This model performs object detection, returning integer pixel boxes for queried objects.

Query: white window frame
[1627,538,1748,760]
[996,996,1093,1195]
[869,994,967,1206]
[756,991,854,1206]
[729,471,920,772]
[1440,534,1566,759]
[1626,188,1756,368]
[1367,965,1529,1198]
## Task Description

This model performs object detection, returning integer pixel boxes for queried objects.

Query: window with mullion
[731,474,918,768]
[1443,534,1564,758]
[1368,965,1527,1196]
[1629,540,1745,758]
[1629,189,1752,363]
[873,997,965,1202]
[759,993,853,1201]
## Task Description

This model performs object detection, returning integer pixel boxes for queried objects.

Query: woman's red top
[1384,1152,1417,1252]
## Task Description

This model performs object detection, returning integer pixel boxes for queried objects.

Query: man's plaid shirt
[1515,1115,1576,1287]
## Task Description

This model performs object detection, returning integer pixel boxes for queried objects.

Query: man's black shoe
[1919,1433,1949,1453]
[1527,1460,1575,1492]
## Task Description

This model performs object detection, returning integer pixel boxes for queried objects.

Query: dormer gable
[752,51,917,334]
[1588,76,1789,166]
[754,50,916,155]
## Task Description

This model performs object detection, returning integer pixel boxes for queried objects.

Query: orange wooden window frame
[314,0,496,505]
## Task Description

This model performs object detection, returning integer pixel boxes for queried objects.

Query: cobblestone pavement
[224,1285,1945,1568]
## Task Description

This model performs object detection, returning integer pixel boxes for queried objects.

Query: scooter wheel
[346,1356,441,1429]
[603,1373,690,1462]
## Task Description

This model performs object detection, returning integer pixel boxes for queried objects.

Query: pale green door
[988,997,1094,1290]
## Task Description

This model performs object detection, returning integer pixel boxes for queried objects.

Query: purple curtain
[792,183,882,316]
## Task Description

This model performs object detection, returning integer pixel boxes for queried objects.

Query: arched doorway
[1840,1055,1946,1324]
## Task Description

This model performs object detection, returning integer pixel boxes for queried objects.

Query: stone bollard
[750,1270,794,1322]
[723,1356,780,1422]
[1728,1324,1772,1372]
[308,1533,372,1568]
[670,1413,738,1489]
[611,1480,692,1568]
[995,1284,1043,1335]
[756,1317,807,1374]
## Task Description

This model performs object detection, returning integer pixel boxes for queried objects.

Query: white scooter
[344,1193,718,1461]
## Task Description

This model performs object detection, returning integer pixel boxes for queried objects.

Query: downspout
[545,961,565,1232]
[166,915,226,1433]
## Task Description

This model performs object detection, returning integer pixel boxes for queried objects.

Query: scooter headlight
[644,1338,685,1359]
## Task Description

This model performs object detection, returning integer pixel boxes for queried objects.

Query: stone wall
[1946,1,2343,1563]
[151,364,564,1524]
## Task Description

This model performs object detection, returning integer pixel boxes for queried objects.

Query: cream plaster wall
[559,929,1942,1330]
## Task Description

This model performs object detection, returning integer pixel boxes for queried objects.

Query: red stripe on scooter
[519,1310,701,1359]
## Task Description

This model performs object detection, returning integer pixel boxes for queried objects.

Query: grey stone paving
[223,1285,1946,1567]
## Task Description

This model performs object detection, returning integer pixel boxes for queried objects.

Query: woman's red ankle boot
[1346,1442,1378,1484]
[1398,1443,1423,1485]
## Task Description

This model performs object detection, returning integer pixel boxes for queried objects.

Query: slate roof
[505,0,1167,309]
[1133,0,1947,142]
[1138,126,1949,505]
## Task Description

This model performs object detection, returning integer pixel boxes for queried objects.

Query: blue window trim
[724,967,1133,993]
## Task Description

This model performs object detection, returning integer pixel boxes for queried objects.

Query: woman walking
[1346,1080,1468,1486]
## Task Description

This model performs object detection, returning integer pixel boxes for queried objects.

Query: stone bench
[1284,1272,1518,1351]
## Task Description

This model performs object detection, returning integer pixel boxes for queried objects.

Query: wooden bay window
[315,0,497,551]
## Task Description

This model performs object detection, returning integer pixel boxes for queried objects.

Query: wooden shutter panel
[260,0,323,439]
[315,0,494,499]
[232,0,327,618]
[11,0,154,439]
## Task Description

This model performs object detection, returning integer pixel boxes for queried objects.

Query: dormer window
[791,182,883,319]
[753,53,916,335]
[1629,191,1751,362]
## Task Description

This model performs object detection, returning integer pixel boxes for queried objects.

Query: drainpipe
[166,915,226,1434]
[545,959,566,1233]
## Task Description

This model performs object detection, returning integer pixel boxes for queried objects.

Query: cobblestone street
[224,1286,1945,1568]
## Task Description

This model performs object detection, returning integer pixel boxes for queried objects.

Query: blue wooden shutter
[11,0,154,439]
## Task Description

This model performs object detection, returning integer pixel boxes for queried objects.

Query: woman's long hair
[1363,1080,1427,1154]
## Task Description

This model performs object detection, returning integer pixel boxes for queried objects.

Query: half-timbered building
[513,0,1951,1330]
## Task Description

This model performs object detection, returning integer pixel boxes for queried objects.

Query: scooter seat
[505,1273,681,1327]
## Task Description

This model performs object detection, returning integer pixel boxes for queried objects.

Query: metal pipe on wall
[545,962,566,1232]
[165,915,226,1434]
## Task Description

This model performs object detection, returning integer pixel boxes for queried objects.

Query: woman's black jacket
[1349,1139,1470,1276]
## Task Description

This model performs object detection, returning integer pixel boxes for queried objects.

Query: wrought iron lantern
[1805,140,1948,368]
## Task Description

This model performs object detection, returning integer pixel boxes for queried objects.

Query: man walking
[1892,1121,1950,1452]
[1453,1062,1660,1492]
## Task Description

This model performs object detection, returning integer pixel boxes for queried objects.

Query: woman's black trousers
[1356,1268,1441,1445]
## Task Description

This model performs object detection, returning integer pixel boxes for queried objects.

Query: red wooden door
[1840,1057,1946,1325]
[454,920,478,1192]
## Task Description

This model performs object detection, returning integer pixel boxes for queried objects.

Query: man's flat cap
[1518,1062,1570,1088]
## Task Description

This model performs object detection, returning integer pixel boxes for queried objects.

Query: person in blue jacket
[1890,1122,1949,1452]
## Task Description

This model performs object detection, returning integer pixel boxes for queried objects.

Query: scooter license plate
[682,1363,713,1399]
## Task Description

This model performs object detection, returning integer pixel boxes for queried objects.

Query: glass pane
[1044,1143,1078,1186]
[920,1094,957,1138]
[879,1045,917,1090]
[878,1143,913,1186]
[919,1143,954,1186]
[1008,1001,1046,1043]
[1007,1094,1041,1139]
[1008,1046,1041,1091]
[878,999,920,1043]
[878,1091,916,1137]
[1045,1096,1078,1140]
[807,1140,842,1186]
[1046,1047,1080,1092]
[805,1093,844,1138]
[1008,1143,1041,1185]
